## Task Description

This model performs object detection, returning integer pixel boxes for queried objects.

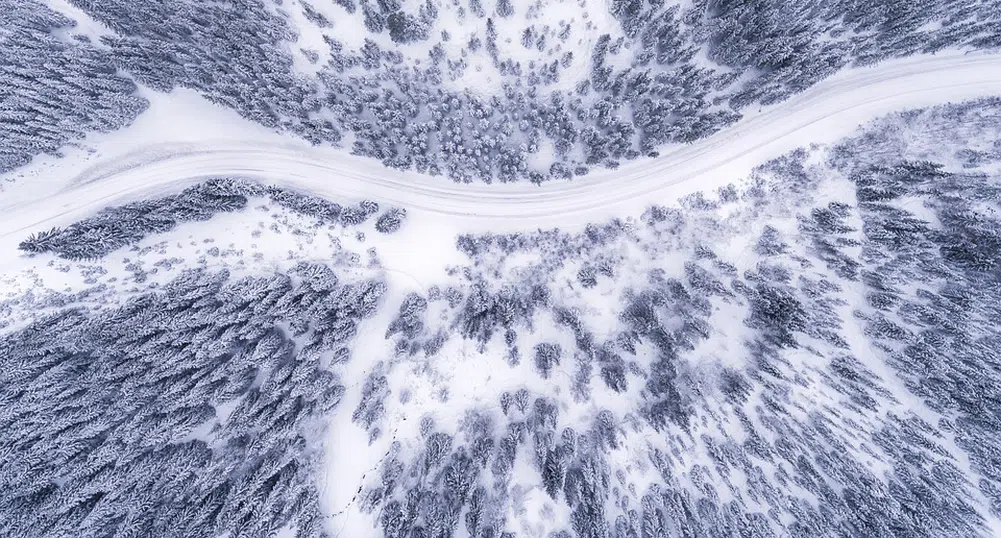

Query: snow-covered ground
[4,26,1001,535]
[3,51,1000,272]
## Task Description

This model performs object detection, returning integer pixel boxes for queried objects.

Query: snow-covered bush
[375,207,407,233]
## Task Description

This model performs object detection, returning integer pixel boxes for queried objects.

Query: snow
[4,37,1001,537]
[4,52,1001,278]
[275,0,345,76]
[319,297,400,537]
[283,0,623,96]
[0,87,289,211]
[44,0,115,44]
[0,193,382,331]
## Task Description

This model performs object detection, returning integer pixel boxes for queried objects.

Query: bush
[376,207,407,233]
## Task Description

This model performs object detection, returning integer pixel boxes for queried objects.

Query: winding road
[2,52,1001,249]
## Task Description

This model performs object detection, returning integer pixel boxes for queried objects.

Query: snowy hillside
[3,1,1001,538]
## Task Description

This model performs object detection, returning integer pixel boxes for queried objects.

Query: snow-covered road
[3,52,1001,252]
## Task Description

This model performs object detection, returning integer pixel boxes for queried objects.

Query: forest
[3,0,1001,536]
[353,99,1001,537]
[10,99,996,537]
[0,264,386,538]
[5,0,1001,182]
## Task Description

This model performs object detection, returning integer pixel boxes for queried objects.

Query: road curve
[3,52,1001,247]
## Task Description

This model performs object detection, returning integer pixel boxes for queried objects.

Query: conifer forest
[3,0,1001,536]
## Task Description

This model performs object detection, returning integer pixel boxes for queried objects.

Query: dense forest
[0,264,386,538]
[0,0,147,174]
[5,0,1001,182]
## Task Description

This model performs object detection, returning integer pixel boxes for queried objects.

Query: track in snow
[3,52,1001,251]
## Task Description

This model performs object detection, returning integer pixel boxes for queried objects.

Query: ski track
[2,52,1001,261]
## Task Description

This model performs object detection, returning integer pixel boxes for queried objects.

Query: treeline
[833,156,1001,523]
[357,393,621,538]
[19,178,406,260]
[0,0,147,174]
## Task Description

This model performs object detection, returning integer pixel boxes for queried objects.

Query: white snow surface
[3,52,1001,273]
